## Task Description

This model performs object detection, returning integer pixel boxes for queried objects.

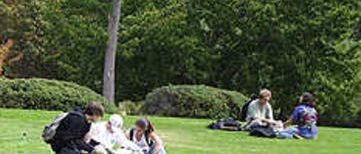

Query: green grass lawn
[0,108,361,154]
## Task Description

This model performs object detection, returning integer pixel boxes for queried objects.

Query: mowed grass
[0,108,361,154]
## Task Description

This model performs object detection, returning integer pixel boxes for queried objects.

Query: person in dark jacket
[50,102,104,154]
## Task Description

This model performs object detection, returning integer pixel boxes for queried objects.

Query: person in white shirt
[245,89,276,130]
[126,118,166,154]
[88,114,142,154]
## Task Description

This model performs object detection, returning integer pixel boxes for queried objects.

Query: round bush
[144,85,247,119]
[0,78,117,113]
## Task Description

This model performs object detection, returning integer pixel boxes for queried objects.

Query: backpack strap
[145,132,153,147]
[130,128,134,142]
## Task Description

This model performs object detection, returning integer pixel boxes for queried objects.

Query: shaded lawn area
[0,108,360,154]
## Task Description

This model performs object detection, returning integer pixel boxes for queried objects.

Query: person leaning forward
[50,102,104,154]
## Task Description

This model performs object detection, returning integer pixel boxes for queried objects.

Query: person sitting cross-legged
[244,89,276,130]
[278,92,318,139]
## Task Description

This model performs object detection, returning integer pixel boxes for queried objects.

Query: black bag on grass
[208,117,242,131]
[249,125,276,138]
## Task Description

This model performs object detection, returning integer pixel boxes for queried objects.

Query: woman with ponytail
[127,118,166,154]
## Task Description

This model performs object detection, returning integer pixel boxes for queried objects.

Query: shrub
[0,78,117,113]
[118,100,145,115]
[144,85,247,119]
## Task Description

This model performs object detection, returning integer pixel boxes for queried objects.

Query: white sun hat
[109,114,124,131]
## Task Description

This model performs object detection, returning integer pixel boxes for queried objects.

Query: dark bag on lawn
[249,125,276,138]
[208,117,242,131]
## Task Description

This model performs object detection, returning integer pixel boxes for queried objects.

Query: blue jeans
[278,127,315,139]
[278,127,300,139]
[146,145,166,154]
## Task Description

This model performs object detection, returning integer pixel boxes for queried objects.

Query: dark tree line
[1,0,361,126]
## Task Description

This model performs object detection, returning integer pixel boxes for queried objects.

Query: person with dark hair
[50,102,105,154]
[278,92,318,139]
[126,118,166,154]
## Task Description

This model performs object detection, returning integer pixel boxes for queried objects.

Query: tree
[0,39,14,76]
[103,0,121,103]
[3,0,361,127]
[0,39,23,77]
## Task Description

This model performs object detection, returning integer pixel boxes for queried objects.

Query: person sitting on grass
[244,89,276,130]
[126,118,166,154]
[278,92,318,139]
[88,114,142,154]
[50,102,105,154]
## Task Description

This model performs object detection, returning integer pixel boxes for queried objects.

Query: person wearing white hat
[89,114,142,154]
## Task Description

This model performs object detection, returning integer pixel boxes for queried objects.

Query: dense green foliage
[0,78,117,112]
[145,85,247,119]
[1,0,361,126]
[1,108,361,154]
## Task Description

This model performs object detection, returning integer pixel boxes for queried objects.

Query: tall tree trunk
[103,0,121,103]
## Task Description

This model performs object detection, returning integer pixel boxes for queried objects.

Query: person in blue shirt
[278,92,318,139]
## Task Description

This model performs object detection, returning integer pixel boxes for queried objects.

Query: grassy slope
[0,108,361,154]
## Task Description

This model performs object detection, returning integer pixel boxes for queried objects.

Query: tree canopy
[1,0,361,126]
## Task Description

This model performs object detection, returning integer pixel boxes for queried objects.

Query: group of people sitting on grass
[244,89,318,139]
[44,89,317,153]
[44,102,166,154]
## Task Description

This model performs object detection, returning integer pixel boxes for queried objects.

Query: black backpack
[130,128,153,146]
[241,94,259,121]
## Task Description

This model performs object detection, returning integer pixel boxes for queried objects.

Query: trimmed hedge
[144,85,247,119]
[0,78,117,113]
